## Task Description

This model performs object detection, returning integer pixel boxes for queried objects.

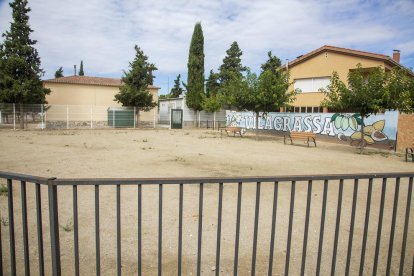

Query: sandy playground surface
[0,129,413,275]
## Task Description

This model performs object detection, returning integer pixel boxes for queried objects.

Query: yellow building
[43,75,159,123]
[286,45,408,113]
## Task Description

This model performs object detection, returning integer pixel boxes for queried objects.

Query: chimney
[392,50,400,63]
[74,65,77,76]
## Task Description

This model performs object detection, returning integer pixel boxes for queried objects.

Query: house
[43,75,159,124]
[285,45,411,113]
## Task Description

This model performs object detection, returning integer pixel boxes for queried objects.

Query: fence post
[66,105,69,129]
[153,108,156,129]
[134,107,136,129]
[113,108,115,128]
[41,104,44,130]
[48,179,61,276]
[13,103,15,130]
[91,106,93,129]
[213,112,216,130]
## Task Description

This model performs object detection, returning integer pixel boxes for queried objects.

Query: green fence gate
[171,109,183,129]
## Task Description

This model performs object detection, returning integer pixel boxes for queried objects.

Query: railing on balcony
[0,172,412,276]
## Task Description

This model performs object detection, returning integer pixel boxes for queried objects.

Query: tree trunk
[255,112,259,140]
[359,115,365,154]
[19,103,24,129]
[194,110,197,128]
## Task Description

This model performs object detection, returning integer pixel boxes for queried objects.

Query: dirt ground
[0,129,413,275]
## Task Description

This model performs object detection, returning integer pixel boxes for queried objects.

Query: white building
[158,95,226,128]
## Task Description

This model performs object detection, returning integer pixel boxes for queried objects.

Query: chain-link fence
[0,103,157,130]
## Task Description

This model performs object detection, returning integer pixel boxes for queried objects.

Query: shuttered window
[294,77,330,93]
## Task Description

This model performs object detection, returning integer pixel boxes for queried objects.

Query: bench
[284,131,316,147]
[220,126,243,137]
[406,143,414,162]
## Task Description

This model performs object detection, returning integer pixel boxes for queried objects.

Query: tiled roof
[43,75,159,89]
[286,45,401,69]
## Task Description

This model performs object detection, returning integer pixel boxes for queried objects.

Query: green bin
[107,107,135,128]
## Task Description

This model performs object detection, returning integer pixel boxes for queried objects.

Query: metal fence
[0,172,413,275]
[0,103,157,130]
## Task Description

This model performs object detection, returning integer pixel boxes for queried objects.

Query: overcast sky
[0,0,413,95]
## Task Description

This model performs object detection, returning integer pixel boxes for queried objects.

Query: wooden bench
[284,131,316,147]
[406,143,414,162]
[220,126,243,137]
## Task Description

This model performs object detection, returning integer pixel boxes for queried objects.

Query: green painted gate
[171,109,183,129]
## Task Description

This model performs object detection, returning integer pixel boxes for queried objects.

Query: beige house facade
[286,45,408,113]
[43,76,159,123]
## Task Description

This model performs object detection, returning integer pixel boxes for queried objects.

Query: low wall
[396,114,414,152]
[226,110,399,149]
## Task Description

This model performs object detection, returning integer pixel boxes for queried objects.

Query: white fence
[0,103,227,130]
[0,103,157,130]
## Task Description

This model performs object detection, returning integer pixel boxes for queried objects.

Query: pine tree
[78,60,84,76]
[170,74,183,98]
[219,41,246,85]
[55,67,64,78]
[0,0,50,129]
[114,45,157,125]
[260,51,281,76]
[205,70,220,98]
[186,22,205,117]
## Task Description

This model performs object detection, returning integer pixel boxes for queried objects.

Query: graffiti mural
[226,111,399,145]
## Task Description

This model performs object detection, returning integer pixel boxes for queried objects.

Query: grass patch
[1,217,9,227]
[60,218,73,232]
[0,184,7,196]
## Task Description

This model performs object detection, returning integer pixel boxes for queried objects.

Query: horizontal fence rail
[0,171,413,275]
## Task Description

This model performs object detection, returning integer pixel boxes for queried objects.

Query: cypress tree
[0,0,50,129]
[79,60,84,76]
[186,22,205,118]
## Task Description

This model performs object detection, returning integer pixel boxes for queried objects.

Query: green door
[171,109,183,129]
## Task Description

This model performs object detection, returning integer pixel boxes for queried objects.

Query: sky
[0,0,413,95]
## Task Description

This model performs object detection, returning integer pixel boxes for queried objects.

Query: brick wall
[396,114,414,152]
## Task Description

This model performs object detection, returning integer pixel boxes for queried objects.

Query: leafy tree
[218,41,246,85]
[0,0,50,129]
[202,92,223,113]
[158,94,169,100]
[55,67,64,78]
[221,52,296,137]
[382,68,413,112]
[224,67,295,137]
[186,22,205,123]
[170,74,184,98]
[79,60,84,76]
[322,64,413,149]
[205,70,220,98]
[114,45,157,124]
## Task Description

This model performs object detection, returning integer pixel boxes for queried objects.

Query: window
[300,107,306,113]
[306,107,313,113]
[294,107,300,113]
[294,77,330,93]
[313,106,320,113]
